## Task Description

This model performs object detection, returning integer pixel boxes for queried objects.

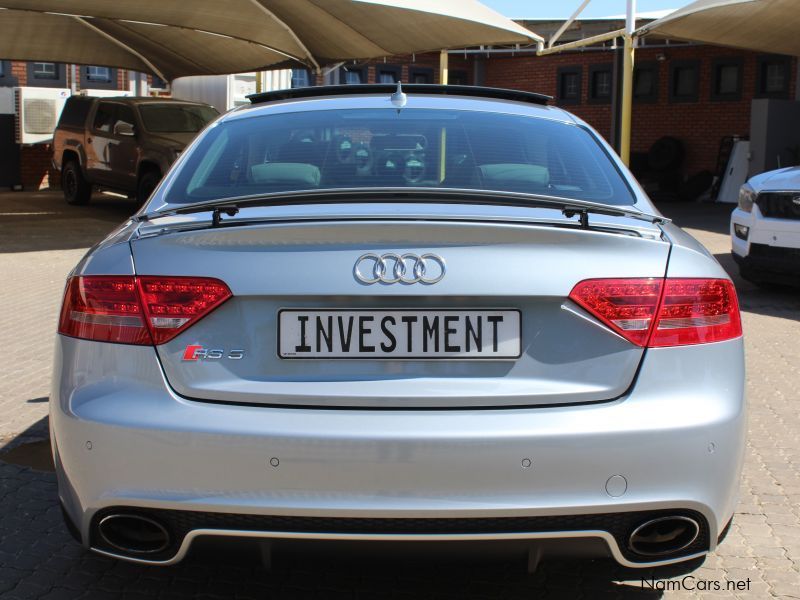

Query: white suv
[731,166,800,285]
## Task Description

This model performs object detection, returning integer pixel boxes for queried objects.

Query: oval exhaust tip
[98,514,170,555]
[628,516,700,557]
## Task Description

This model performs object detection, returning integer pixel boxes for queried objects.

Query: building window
[33,62,58,80]
[86,66,111,83]
[26,62,66,87]
[756,55,790,98]
[589,64,613,103]
[633,62,658,102]
[80,65,118,90]
[376,65,400,84]
[409,67,433,84]
[557,66,582,105]
[669,60,699,103]
[291,68,311,88]
[340,67,365,85]
[711,58,742,101]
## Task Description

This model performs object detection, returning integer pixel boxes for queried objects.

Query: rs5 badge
[182,345,244,361]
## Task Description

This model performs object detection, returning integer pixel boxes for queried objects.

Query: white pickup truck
[731,166,800,286]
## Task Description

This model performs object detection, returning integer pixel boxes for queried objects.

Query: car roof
[74,96,211,107]
[226,84,576,125]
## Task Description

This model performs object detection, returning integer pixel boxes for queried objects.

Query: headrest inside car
[250,162,321,186]
[478,164,550,188]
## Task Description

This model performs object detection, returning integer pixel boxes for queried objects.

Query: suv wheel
[62,160,91,205]
[136,169,162,206]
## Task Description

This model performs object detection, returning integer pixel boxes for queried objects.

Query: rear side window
[116,105,136,128]
[93,102,116,133]
[58,97,94,128]
[166,108,634,205]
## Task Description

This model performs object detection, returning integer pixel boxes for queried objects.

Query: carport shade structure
[636,0,800,57]
[0,0,542,82]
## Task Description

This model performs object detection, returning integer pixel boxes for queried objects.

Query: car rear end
[51,88,745,569]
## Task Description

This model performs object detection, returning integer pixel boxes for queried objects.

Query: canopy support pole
[536,28,625,56]
[619,0,636,166]
[246,0,320,72]
[72,16,169,84]
[549,0,591,48]
[439,49,448,84]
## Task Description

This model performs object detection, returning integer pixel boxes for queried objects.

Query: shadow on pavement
[0,190,136,253]
[714,251,800,320]
[0,415,53,471]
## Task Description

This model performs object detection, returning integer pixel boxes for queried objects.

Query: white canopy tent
[0,0,542,82]
[637,0,800,57]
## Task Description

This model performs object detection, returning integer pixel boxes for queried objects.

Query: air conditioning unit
[81,89,133,98]
[14,87,70,144]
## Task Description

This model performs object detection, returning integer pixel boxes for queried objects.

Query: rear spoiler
[248,84,551,106]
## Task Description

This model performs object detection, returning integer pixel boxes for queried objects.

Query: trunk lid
[131,203,669,408]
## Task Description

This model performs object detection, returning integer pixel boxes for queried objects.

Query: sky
[481,0,691,19]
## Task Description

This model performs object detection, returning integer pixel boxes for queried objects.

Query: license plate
[278,310,521,359]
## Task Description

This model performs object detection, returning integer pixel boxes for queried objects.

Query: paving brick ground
[1,191,798,599]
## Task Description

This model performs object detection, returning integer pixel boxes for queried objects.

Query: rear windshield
[139,104,218,133]
[164,108,634,205]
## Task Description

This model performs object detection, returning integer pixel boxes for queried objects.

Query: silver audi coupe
[52,84,745,571]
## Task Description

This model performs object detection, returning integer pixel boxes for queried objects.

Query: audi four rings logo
[354,253,446,284]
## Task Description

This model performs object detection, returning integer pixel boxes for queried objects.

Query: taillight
[569,277,741,348]
[568,278,663,346]
[59,277,151,345]
[58,275,231,345]
[137,277,232,344]
[649,279,741,347]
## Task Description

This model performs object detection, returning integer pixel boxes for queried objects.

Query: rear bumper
[51,335,746,567]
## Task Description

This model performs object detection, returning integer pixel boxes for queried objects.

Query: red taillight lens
[649,278,741,347]
[58,276,152,345]
[137,276,232,344]
[569,277,741,348]
[58,275,232,345]
[568,278,663,346]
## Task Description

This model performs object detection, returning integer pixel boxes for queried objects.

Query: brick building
[2,14,799,192]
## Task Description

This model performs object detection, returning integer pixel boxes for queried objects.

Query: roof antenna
[390,81,407,113]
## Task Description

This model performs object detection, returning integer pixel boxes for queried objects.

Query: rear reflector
[58,276,231,346]
[569,278,741,348]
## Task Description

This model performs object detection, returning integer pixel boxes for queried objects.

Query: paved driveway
[1,192,798,599]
